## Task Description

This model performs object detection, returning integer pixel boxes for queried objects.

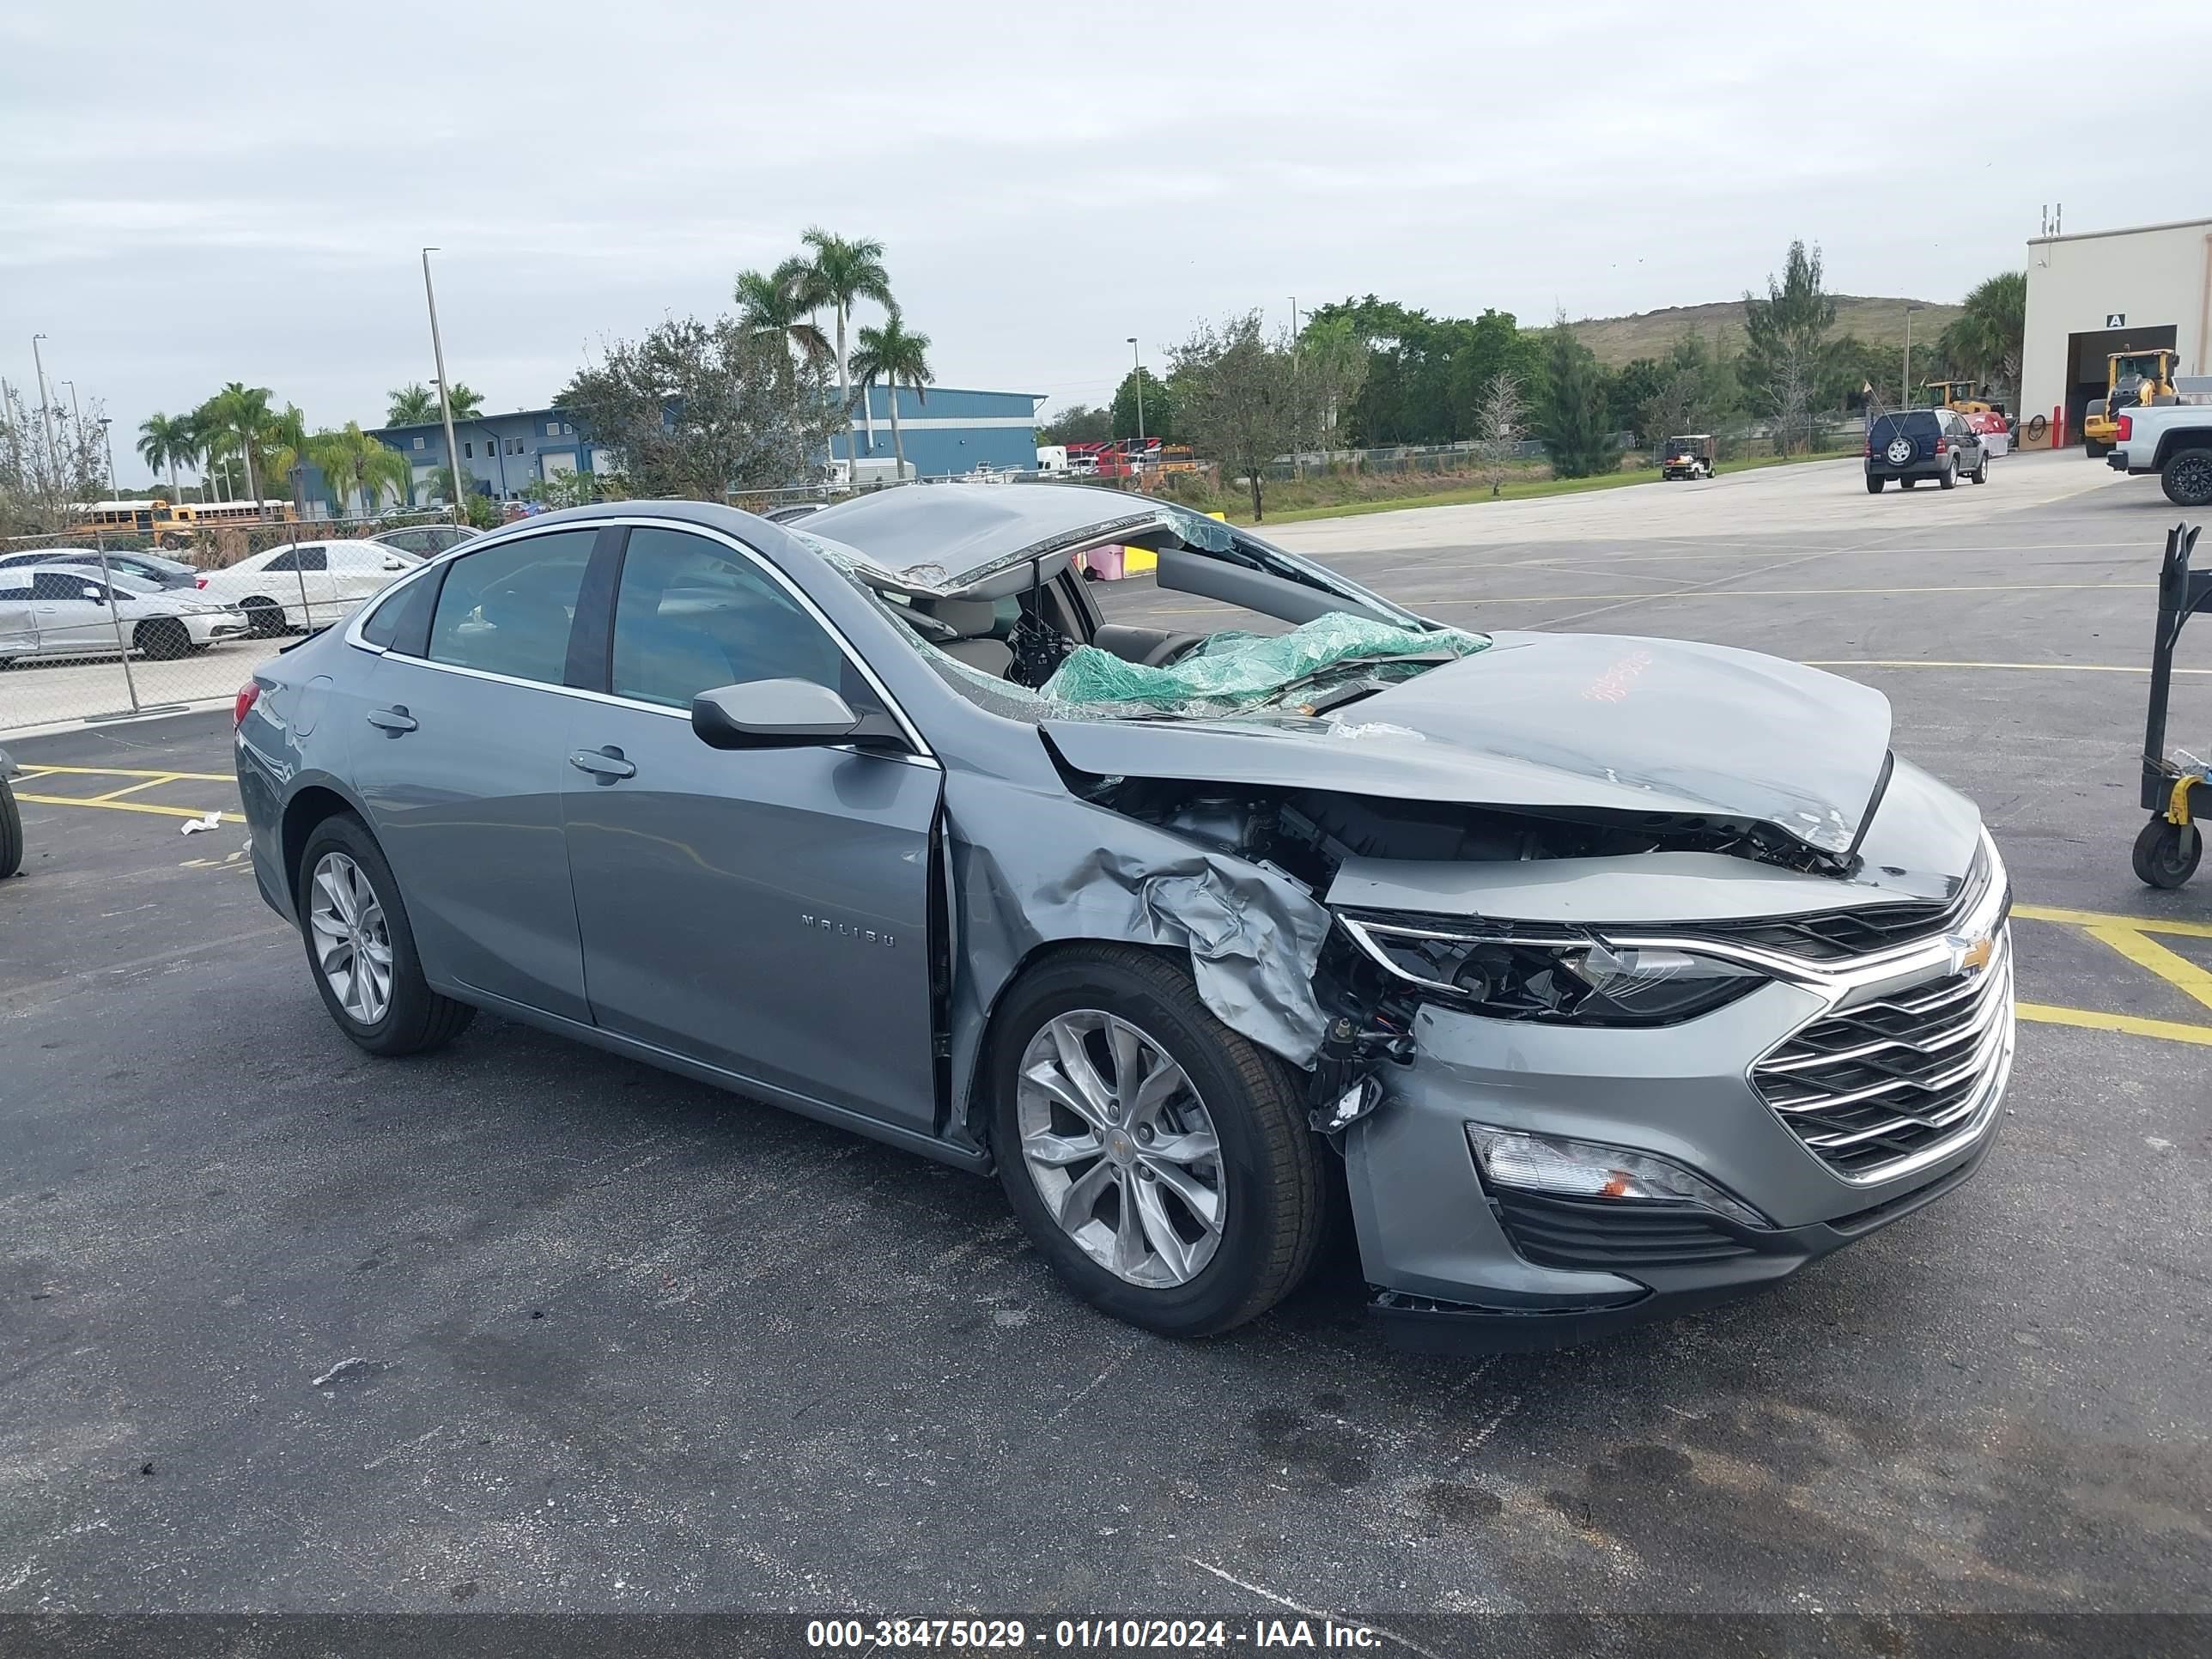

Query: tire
[295,811,476,1056]
[240,597,287,637]
[988,944,1323,1338]
[1972,454,1990,484]
[1900,477,1918,489]
[2086,441,2112,459]
[134,617,191,660]
[2161,448,2212,509]
[2132,817,2202,890]
[0,779,21,880]
[1938,458,1958,489]
[1865,476,1884,494]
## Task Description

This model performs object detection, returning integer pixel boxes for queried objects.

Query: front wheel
[134,617,191,660]
[1900,477,1918,489]
[2161,449,2212,508]
[296,813,476,1056]
[240,597,287,637]
[2133,817,2202,889]
[989,945,1324,1337]
[0,779,21,879]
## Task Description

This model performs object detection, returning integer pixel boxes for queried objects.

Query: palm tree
[1939,271,2027,410]
[197,383,279,511]
[386,383,440,425]
[444,382,484,420]
[311,423,412,517]
[790,228,893,463]
[849,312,934,478]
[136,412,197,501]
[736,259,832,369]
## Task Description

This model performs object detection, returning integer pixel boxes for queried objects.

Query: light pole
[98,416,116,494]
[30,333,58,471]
[1902,303,1924,409]
[422,248,466,528]
[1126,337,1145,467]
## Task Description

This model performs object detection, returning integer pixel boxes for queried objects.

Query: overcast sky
[6,2,2208,483]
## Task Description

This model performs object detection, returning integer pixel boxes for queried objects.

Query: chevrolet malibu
[235,489,2013,1348]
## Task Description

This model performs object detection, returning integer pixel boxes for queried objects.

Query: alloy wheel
[308,851,393,1024]
[2169,452,2212,507]
[1885,437,1914,466]
[1015,1010,1226,1288]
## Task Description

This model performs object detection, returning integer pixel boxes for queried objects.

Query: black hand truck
[2136,521,2209,888]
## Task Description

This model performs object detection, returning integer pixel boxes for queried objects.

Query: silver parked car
[0,564,247,664]
[235,489,2013,1348]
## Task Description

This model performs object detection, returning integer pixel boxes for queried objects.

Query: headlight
[1337,915,1764,1026]
[1468,1124,1769,1228]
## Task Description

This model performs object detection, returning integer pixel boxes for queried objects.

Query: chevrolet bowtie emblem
[1948,933,1995,975]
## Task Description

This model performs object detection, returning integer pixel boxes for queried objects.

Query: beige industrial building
[2018,216,2212,449]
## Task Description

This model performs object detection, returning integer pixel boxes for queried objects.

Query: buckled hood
[1043,630,1894,860]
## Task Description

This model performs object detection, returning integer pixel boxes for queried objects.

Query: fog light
[1466,1125,1768,1229]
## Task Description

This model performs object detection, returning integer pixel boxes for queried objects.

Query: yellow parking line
[1409,582,2154,605]
[2082,924,2212,1016]
[15,793,235,824]
[2014,902,2212,939]
[2018,1001,2212,1048]
[93,775,183,800]
[14,763,234,781]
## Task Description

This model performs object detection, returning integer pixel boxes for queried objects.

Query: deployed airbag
[1039,612,1490,717]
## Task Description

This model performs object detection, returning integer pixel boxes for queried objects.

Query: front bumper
[1342,852,2015,1351]
[182,611,247,644]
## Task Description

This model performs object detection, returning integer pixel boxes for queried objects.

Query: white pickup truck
[2106,375,2212,507]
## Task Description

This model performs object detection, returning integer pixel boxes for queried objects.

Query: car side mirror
[383,557,406,571]
[692,679,865,749]
[82,586,106,605]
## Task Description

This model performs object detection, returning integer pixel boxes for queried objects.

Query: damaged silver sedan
[235,486,2014,1349]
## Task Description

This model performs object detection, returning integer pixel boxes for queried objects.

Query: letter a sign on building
[2106,313,2126,328]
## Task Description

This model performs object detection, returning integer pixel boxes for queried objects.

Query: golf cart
[1660,434,1716,480]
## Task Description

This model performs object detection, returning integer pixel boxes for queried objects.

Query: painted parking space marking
[12,763,240,825]
[1805,660,2212,676]
[14,793,240,824]
[2013,902,2212,1044]
[15,763,234,782]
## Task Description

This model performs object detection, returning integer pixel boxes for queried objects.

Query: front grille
[1492,1190,1753,1271]
[1669,845,1990,963]
[1752,941,2012,1179]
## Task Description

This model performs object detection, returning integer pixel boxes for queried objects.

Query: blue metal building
[370,383,1040,503]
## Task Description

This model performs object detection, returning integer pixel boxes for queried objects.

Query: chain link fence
[0,510,458,733]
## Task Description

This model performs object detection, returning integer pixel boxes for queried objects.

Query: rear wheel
[240,597,286,637]
[1900,477,1918,489]
[1972,453,1990,484]
[134,617,191,660]
[2161,449,2212,508]
[1938,459,1958,489]
[295,812,476,1056]
[2132,817,2202,890]
[1865,476,1884,494]
[0,779,21,879]
[989,945,1323,1338]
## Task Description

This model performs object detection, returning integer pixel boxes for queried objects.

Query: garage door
[541,451,577,479]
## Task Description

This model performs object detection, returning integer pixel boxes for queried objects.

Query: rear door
[0,573,36,659]
[559,523,944,1131]
[28,569,121,654]
[346,526,604,1022]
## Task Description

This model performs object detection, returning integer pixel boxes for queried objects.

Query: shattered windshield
[805,526,1489,726]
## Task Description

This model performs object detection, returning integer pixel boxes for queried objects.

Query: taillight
[1862,433,1870,455]
[195,574,208,588]
[234,681,261,729]
[2117,415,2133,441]
[1934,437,1948,453]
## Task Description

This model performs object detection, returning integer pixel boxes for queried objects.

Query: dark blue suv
[1866,409,1987,492]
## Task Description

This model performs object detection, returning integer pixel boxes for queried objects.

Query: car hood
[1042,629,1893,860]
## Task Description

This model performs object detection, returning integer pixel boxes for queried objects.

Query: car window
[609,527,846,710]
[263,549,297,573]
[425,530,596,684]
[31,571,103,602]
[298,546,328,572]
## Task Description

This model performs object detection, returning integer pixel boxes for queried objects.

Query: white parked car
[0,565,248,665]
[197,539,422,637]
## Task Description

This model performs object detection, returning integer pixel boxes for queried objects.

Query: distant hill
[1571,295,1964,367]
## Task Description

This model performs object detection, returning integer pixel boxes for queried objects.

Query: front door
[346,527,601,1022]
[28,570,123,654]
[0,574,37,659]
[560,525,942,1131]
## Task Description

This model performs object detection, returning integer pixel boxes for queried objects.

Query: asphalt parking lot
[3,450,2209,1628]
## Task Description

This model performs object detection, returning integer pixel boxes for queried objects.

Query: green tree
[136,412,198,501]
[556,312,841,499]
[1037,403,1111,446]
[311,422,412,516]
[736,260,833,369]
[787,228,894,465]
[1535,318,1614,478]
[443,382,484,420]
[1168,310,1296,520]
[195,383,287,510]
[849,311,935,477]
[1111,367,1174,441]
[386,384,439,425]
[525,468,620,509]
[1743,240,1838,422]
[1938,271,2027,408]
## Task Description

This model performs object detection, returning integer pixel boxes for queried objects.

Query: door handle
[568,745,636,781]
[366,705,417,733]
